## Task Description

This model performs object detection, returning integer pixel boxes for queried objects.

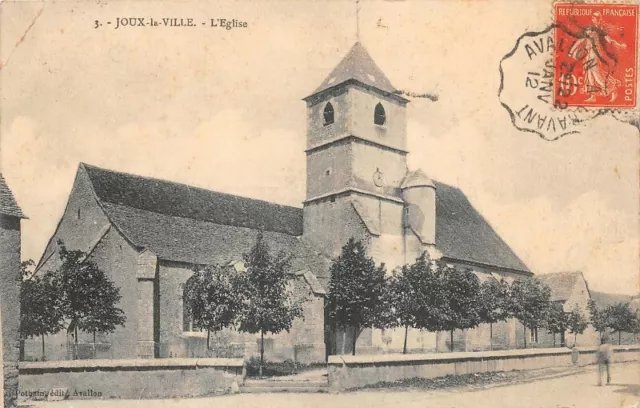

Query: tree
[183,264,243,351]
[588,299,609,341]
[606,302,636,345]
[508,278,551,349]
[387,266,415,355]
[566,303,588,346]
[436,261,481,352]
[237,232,305,377]
[326,238,390,356]
[544,303,569,347]
[478,278,510,350]
[19,260,65,361]
[388,253,444,354]
[55,241,126,359]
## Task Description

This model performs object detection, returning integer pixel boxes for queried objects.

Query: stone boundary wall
[327,345,640,391]
[18,358,245,400]
[573,345,640,367]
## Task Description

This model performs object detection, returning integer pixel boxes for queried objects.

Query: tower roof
[401,169,435,189]
[0,174,26,218]
[309,42,398,97]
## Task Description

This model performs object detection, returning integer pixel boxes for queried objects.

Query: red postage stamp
[554,3,638,108]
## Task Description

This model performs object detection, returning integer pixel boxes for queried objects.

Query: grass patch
[351,371,526,391]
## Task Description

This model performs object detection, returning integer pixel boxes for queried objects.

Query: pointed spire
[308,42,398,97]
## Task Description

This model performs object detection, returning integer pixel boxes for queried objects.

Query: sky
[1,0,638,295]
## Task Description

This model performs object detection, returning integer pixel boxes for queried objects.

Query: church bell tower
[302,42,412,267]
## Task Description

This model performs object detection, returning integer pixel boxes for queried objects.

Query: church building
[29,42,534,362]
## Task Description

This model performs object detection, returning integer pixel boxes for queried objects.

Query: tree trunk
[450,330,454,352]
[341,330,346,354]
[19,339,25,361]
[207,330,211,351]
[553,333,556,348]
[403,325,409,354]
[259,331,264,378]
[74,325,78,360]
[574,333,578,347]
[93,331,96,359]
[619,331,621,345]
[42,335,45,361]
[489,323,493,351]
[523,324,527,349]
[351,326,358,356]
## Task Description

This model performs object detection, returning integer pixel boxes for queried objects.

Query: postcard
[0,0,638,407]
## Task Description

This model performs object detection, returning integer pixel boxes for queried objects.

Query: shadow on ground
[610,383,640,397]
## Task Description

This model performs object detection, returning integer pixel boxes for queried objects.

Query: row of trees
[21,235,639,367]
[22,234,305,375]
[182,233,305,377]
[588,300,639,345]
[20,241,126,360]
[326,239,639,355]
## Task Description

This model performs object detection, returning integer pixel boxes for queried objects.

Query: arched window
[374,103,386,125]
[323,102,334,125]
[182,279,202,333]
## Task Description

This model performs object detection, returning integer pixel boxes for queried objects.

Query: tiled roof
[310,42,397,96]
[0,174,26,218]
[82,163,302,236]
[101,201,329,276]
[590,291,634,307]
[80,163,528,279]
[536,271,584,302]
[434,181,530,273]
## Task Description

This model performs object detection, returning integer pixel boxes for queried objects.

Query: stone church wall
[38,166,112,267]
[24,227,140,361]
[306,87,350,149]
[303,196,371,259]
[86,228,140,359]
[158,260,326,363]
[306,142,353,199]
[348,87,407,152]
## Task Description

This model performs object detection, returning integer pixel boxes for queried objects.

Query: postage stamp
[554,3,639,109]
[499,2,639,141]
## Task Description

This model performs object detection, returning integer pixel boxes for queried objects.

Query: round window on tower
[323,102,335,126]
[374,103,386,126]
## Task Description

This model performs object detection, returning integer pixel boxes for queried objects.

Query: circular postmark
[499,25,601,141]
[500,3,639,141]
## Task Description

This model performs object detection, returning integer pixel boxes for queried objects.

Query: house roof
[80,164,331,286]
[434,181,530,274]
[309,42,398,97]
[590,291,634,307]
[536,271,585,302]
[82,163,302,236]
[0,174,26,218]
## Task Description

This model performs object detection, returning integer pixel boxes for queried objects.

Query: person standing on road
[596,337,613,386]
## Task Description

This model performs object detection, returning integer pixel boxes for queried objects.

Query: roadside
[19,363,639,408]
[347,362,609,393]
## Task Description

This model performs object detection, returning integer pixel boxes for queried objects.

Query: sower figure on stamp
[596,336,614,386]
[568,11,627,103]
